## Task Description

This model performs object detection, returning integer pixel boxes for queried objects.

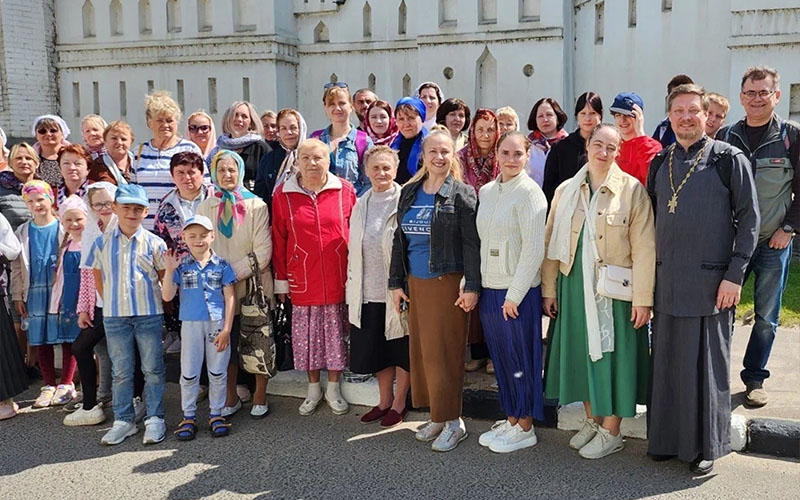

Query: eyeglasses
[324,82,349,90]
[37,128,59,135]
[742,89,777,100]
[91,202,113,210]
[188,125,211,133]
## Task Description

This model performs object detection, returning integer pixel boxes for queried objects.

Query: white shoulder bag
[580,190,633,302]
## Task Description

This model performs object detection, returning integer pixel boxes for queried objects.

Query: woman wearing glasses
[311,82,374,196]
[32,115,71,188]
[186,111,218,162]
[88,121,136,185]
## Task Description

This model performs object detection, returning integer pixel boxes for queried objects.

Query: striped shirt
[86,225,167,318]
[133,138,203,230]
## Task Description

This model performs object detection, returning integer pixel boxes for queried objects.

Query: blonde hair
[496,106,519,129]
[222,101,263,136]
[323,86,352,106]
[297,138,329,158]
[144,90,181,122]
[407,129,463,184]
[260,110,277,120]
[103,120,135,143]
[81,114,108,132]
[9,142,40,166]
[705,92,730,114]
[363,145,399,169]
[186,110,217,157]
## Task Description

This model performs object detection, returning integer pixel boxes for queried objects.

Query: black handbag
[273,298,294,372]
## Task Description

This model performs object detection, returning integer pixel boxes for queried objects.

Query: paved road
[2,387,798,500]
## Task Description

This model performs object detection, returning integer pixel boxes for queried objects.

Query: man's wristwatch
[782,224,796,235]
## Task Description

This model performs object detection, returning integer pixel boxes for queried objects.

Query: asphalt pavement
[2,387,798,500]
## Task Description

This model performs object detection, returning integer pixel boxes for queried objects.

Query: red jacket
[272,173,357,306]
[617,135,663,186]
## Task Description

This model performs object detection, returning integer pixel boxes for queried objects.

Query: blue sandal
[209,415,231,438]
[174,417,197,441]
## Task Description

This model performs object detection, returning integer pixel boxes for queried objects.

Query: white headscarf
[0,125,8,158]
[31,114,72,139]
[274,110,308,194]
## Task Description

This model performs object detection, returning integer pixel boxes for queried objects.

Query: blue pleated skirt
[479,286,544,420]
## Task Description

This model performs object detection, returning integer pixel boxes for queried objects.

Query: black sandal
[174,418,197,441]
[209,416,231,438]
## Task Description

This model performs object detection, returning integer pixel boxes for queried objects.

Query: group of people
[0,64,796,477]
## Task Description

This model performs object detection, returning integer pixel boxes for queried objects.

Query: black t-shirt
[744,122,770,151]
[397,133,420,184]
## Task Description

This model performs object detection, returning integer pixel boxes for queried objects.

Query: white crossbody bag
[580,190,634,302]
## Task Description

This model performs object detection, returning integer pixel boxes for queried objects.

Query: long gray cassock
[645,135,760,462]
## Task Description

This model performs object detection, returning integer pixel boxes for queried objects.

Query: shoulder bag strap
[579,188,601,265]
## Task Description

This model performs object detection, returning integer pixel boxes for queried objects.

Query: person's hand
[14,301,27,318]
[455,291,478,313]
[716,279,742,310]
[163,248,181,272]
[631,103,646,138]
[277,293,288,303]
[392,288,410,314]
[214,330,230,352]
[543,297,558,318]
[769,228,793,250]
[78,312,93,329]
[631,306,651,329]
[501,300,519,321]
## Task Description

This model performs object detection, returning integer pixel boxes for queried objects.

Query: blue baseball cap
[182,214,214,232]
[610,92,644,116]
[115,183,149,207]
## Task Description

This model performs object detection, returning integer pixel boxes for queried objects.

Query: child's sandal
[174,418,197,441]
[209,416,231,438]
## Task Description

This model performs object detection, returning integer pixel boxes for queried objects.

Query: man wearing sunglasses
[716,65,800,409]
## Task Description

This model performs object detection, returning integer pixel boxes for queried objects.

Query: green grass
[737,257,800,328]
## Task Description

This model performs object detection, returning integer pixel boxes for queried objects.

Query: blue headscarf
[390,97,429,177]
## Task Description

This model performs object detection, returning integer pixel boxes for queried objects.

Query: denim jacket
[315,126,373,196]
[389,174,481,293]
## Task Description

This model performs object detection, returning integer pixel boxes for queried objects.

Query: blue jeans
[741,240,793,384]
[104,314,165,423]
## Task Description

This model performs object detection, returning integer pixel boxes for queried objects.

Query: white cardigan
[345,184,408,340]
[476,171,547,305]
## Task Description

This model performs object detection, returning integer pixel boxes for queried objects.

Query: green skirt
[544,232,649,418]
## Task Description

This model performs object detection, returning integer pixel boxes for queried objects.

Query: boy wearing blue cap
[162,215,237,440]
[610,91,663,185]
[86,183,169,446]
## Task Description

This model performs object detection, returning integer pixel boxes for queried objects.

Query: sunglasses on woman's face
[37,128,59,135]
[188,125,211,133]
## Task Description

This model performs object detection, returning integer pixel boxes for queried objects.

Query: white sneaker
[298,395,322,416]
[33,386,56,408]
[133,396,146,423]
[431,418,468,452]
[479,420,512,447]
[236,385,252,403]
[578,426,624,459]
[250,403,269,419]
[324,389,349,415]
[101,420,138,445]
[221,399,242,418]
[569,419,599,450]
[415,421,445,442]
[143,416,166,445]
[488,424,538,453]
[52,384,77,406]
[64,404,106,426]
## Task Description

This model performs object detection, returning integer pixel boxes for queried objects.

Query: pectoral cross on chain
[667,195,678,214]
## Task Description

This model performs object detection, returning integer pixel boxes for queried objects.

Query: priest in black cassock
[645,84,760,475]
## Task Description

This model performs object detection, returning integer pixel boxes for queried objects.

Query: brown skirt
[407,273,468,422]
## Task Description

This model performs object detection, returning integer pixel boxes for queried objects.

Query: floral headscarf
[364,101,399,147]
[457,108,500,194]
[22,180,55,204]
[209,150,256,239]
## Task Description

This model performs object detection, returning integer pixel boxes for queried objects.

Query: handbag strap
[579,188,602,265]
[246,252,268,311]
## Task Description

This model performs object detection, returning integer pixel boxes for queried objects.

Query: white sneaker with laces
[578,426,624,459]
[101,420,138,445]
[143,416,166,445]
[33,386,56,408]
[415,421,445,442]
[133,396,146,423]
[64,404,106,426]
[489,424,538,453]
[431,418,468,452]
[479,420,513,447]
[569,419,599,450]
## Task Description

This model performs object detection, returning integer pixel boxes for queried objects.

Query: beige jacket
[542,164,656,307]
[196,195,273,314]
[346,184,408,340]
